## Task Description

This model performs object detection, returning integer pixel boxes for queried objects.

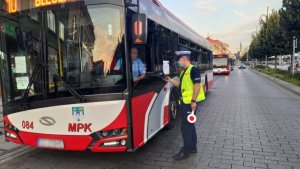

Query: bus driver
[114,47,146,83]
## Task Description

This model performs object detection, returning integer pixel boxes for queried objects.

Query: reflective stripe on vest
[180,65,206,104]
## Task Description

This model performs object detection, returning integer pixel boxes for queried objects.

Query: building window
[59,21,65,40]
[47,10,56,33]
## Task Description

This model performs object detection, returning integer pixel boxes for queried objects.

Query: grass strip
[254,66,300,87]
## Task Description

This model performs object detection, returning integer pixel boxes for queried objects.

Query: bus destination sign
[5,0,80,13]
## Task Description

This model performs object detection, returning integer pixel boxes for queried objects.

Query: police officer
[164,51,205,161]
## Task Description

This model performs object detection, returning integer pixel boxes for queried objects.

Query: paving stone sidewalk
[0,70,300,169]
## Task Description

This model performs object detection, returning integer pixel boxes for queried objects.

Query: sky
[160,0,282,53]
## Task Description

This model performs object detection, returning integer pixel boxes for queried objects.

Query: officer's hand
[191,102,197,111]
[163,76,172,82]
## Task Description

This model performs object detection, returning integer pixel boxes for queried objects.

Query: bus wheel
[165,94,178,130]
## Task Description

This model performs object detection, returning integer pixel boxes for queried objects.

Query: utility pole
[265,55,268,69]
[292,36,298,75]
[265,6,269,69]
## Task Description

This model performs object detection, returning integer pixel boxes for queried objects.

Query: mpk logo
[72,107,85,122]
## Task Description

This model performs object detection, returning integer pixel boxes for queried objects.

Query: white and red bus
[0,0,213,152]
[213,54,231,75]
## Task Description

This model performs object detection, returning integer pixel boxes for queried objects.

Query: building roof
[207,37,235,59]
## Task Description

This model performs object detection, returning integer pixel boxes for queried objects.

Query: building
[206,37,236,60]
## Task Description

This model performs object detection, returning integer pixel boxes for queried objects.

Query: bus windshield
[0,2,126,110]
[213,57,228,68]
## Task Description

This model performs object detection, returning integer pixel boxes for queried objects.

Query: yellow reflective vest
[180,65,206,104]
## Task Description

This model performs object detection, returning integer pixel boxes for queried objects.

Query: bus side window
[190,51,199,67]
[155,25,178,73]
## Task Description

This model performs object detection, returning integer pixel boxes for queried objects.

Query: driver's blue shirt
[115,58,145,78]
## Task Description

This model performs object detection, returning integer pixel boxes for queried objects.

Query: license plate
[37,139,64,149]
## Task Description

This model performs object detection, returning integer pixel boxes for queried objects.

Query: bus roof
[132,0,212,51]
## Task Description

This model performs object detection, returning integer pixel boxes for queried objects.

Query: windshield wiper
[21,62,87,109]
[46,64,88,102]
[12,11,86,109]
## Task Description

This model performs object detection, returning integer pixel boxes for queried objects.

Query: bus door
[130,21,169,148]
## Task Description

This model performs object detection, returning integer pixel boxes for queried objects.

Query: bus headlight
[101,131,111,137]
[112,129,121,136]
[99,128,127,138]
[103,141,119,147]
[120,139,126,146]
[6,132,17,139]
[4,122,18,132]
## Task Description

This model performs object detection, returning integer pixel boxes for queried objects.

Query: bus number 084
[22,121,34,130]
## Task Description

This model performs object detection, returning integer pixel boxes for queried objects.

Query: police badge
[72,107,85,122]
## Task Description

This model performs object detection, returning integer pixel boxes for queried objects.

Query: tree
[280,0,300,54]
[280,0,300,73]
[248,0,300,68]
[265,10,287,69]
[248,31,265,61]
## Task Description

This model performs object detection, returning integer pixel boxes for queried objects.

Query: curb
[250,68,300,96]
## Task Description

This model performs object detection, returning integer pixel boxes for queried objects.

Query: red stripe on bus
[3,115,12,125]
[101,103,127,131]
[131,92,156,148]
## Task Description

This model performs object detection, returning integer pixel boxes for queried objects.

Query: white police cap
[175,51,191,57]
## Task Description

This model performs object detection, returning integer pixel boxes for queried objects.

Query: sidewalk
[0,99,31,163]
[250,68,300,96]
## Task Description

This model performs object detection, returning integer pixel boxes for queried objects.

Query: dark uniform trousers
[179,102,200,153]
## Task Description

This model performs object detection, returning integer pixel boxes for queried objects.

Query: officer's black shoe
[173,151,189,161]
[190,149,198,153]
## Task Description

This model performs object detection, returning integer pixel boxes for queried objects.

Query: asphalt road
[1,69,300,169]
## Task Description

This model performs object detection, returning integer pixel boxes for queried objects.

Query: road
[1,69,300,169]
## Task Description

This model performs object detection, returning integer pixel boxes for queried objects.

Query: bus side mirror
[132,13,148,45]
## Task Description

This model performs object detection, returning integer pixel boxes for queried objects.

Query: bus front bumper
[213,69,230,74]
[5,130,128,152]
[4,115,128,152]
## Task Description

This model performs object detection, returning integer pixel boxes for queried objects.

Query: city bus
[0,0,213,152]
[213,54,231,75]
